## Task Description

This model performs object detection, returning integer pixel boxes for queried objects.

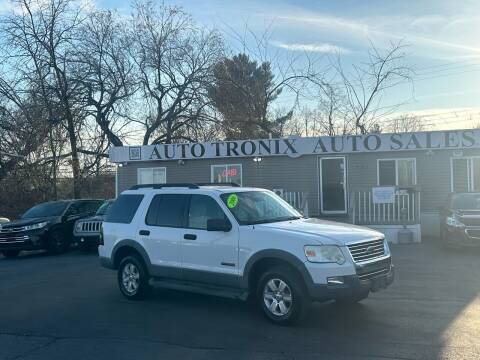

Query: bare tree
[3,0,88,197]
[284,85,351,138]
[334,41,413,134]
[0,100,50,181]
[386,114,426,133]
[76,9,136,148]
[129,0,224,145]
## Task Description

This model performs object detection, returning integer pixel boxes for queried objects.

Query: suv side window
[105,194,144,224]
[65,202,82,216]
[146,194,189,228]
[187,195,228,230]
[84,200,102,214]
[70,201,95,216]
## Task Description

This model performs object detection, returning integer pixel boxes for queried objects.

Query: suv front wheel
[48,230,69,254]
[117,255,151,300]
[256,266,310,325]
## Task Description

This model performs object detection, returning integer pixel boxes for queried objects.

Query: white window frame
[319,156,347,215]
[450,156,480,192]
[377,158,417,186]
[210,164,243,186]
[137,167,167,185]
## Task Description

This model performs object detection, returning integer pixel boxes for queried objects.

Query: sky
[106,0,480,130]
[3,0,480,130]
[166,0,480,129]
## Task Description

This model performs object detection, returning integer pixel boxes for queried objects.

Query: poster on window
[211,165,242,185]
[372,186,395,204]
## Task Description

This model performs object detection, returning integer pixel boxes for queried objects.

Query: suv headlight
[304,245,346,264]
[384,239,391,256]
[75,222,83,231]
[24,221,48,231]
[446,216,465,228]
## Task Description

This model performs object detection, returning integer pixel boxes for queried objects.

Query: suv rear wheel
[117,255,151,300]
[256,265,310,325]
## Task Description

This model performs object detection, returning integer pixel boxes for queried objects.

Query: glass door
[320,157,347,214]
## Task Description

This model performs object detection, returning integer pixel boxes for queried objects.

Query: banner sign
[372,187,396,204]
[109,129,480,163]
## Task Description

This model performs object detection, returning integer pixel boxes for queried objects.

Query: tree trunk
[64,107,81,199]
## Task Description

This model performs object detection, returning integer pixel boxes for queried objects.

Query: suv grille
[347,238,385,263]
[466,229,480,239]
[0,226,27,234]
[356,257,392,280]
[81,221,101,233]
[0,226,28,243]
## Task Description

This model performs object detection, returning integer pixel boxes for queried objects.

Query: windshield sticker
[227,194,238,208]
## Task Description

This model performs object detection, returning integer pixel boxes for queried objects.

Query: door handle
[139,230,150,236]
[184,234,197,240]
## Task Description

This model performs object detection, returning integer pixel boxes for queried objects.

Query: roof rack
[196,182,241,187]
[129,182,242,191]
[129,183,199,190]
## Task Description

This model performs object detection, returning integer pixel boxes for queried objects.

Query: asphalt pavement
[0,240,479,360]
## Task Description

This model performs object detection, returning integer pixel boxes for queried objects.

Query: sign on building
[109,129,480,163]
[372,186,396,204]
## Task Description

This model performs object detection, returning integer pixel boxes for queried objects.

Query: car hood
[77,215,105,223]
[452,209,480,227]
[256,218,383,245]
[1,217,56,228]
[453,209,480,216]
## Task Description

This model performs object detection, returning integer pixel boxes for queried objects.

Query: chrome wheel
[263,278,293,316]
[122,263,140,294]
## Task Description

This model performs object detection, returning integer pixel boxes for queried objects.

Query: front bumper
[0,230,49,251]
[73,233,101,246]
[444,226,480,247]
[306,258,394,301]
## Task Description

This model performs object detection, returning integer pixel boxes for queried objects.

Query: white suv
[99,183,394,325]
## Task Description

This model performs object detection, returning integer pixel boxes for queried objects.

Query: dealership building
[110,128,480,242]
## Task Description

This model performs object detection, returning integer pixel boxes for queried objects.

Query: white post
[115,165,119,198]
[368,191,372,223]
[407,193,411,222]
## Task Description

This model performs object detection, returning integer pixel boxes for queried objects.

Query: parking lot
[0,240,478,360]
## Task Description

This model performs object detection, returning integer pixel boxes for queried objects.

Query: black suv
[0,199,103,258]
[440,192,480,247]
[73,199,114,250]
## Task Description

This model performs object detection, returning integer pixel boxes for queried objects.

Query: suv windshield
[22,201,68,219]
[96,201,113,216]
[451,193,480,210]
[220,191,302,225]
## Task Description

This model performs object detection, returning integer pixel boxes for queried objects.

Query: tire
[2,250,20,259]
[48,230,70,254]
[256,265,310,325]
[335,291,369,305]
[117,255,151,300]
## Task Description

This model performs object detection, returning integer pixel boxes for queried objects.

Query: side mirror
[207,218,232,232]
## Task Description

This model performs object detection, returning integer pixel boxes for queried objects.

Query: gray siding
[117,147,480,217]
[347,147,480,211]
[117,156,320,214]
